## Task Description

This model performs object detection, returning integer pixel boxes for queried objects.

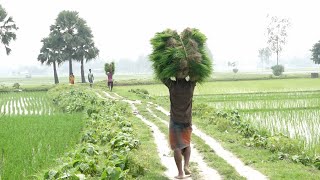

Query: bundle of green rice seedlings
[104,62,115,75]
[149,27,212,83]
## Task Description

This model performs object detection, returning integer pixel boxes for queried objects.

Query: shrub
[233,68,239,73]
[271,65,284,76]
[13,82,20,89]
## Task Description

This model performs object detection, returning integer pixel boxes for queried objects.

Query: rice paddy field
[117,78,320,154]
[0,92,55,115]
[1,76,320,179]
[196,91,320,152]
[0,91,84,179]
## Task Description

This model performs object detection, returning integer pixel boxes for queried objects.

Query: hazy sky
[1,0,320,70]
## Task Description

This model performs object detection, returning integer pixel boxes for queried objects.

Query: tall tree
[73,19,99,83]
[52,11,99,82]
[266,16,290,65]
[310,40,320,65]
[0,4,18,55]
[53,11,81,76]
[258,47,271,70]
[37,31,65,84]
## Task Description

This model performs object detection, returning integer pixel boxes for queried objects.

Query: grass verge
[129,115,168,179]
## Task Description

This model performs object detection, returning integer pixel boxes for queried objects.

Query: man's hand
[185,75,190,81]
[170,77,176,81]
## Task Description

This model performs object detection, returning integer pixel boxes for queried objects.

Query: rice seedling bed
[195,91,320,153]
[0,92,54,115]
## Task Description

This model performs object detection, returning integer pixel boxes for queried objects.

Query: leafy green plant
[149,28,212,82]
[41,85,142,179]
[105,62,115,75]
[128,89,153,99]
[314,156,320,170]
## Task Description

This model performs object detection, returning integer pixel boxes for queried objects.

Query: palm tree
[53,11,81,76]
[52,11,99,81]
[0,4,18,55]
[37,34,64,84]
[75,40,99,83]
[74,20,99,83]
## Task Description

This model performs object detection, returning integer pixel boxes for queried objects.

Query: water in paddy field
[0,93,54,116]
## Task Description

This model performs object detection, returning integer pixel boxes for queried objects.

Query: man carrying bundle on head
[107,71,113,91]
[150,28,212,179]
[105,62,115,91]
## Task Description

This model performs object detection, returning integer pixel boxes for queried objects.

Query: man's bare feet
[174,175,184,179]
[184,167,191,175]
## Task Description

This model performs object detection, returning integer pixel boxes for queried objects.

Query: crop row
[208,99,320,111]
[197,91,320,152]
[0,92,54,115]
[242,109,320,150]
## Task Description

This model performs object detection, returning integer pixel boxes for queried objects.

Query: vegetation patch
[193,104,320,170]
[0,91,55,115]
[0,113,84,179]
[39,85,151,179]
[128,89,153,99]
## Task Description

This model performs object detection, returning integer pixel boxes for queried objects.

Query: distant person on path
[163,76,195,179]
[88,69,94,87]
[69,73,75,85]
[107,71,113,91]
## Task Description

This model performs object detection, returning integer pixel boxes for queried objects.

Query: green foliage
[37,32,66,84]
[48,85,98,113]
[267,134,303,154]
[193,103,320,169]
[310,40,320,64]
[149,28,212,83]
[0,4,18,55]
[105,62,115,75]
[0,113,84,179]
[42,85,141,179]
[271,64,284,76]
[49,10,99,79]
[128,89,153,99]
[12,82,20,89]
[314,156,320,170]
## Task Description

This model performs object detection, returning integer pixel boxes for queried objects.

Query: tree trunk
[81,59,86,83]
[276,51,279,65]
[276,37,279,65]
[69,59,73,75]
[53,61,59,84]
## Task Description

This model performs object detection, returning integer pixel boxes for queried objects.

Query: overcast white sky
[1,0,320,70]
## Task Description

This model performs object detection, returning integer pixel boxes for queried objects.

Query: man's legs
[174,148,184,178]
[182,146,191,175]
